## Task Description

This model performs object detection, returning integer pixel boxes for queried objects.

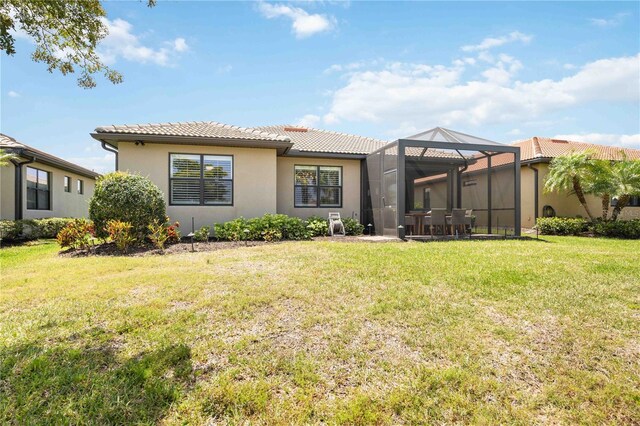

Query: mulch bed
[58,235,395,257]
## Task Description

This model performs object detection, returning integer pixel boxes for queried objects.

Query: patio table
[405,212,451,235]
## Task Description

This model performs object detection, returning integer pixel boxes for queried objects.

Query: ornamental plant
[148,218,180,250]
[193,226,211,242]
[89,172,166,241]
[105,220,136,253]
[56,219,95,252]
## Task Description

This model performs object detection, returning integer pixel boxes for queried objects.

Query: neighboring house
[0,134,99,220]
[91,122,386,228]
[414,136,640,228]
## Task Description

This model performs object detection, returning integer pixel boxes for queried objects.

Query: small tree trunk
[601,193,610,221]
[573,177,594,221]
[611,194,630,221]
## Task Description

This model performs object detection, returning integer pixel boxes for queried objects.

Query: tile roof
[415,136,640,185]
[0,133,100,178]
[254,125,388,155]
[513,137,640,161]
[95,121,290,142]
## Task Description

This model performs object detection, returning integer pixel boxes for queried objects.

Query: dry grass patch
[1,237,639,424]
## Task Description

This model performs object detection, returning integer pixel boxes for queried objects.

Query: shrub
[56,219,95,252]
[281,216,311,240]
[536,217,587,236]
[214,214,312,242]
[194,226,211,242]
[148,219,180,250]
[591,219,640,239]
[214,218,249,242]
[89,172,166,241]
[34,218,76,238]
[166,221,181,244]
[343,217,365,236]
[0,220,23,241]
[306,216,328,237]
[106,220,136,253]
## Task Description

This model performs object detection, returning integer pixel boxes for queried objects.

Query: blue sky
[2,1,639,172]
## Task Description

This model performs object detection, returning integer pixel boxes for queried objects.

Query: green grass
[1,237,639,424]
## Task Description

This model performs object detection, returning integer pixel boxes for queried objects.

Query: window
[26,167,50,210]
[612,196,640,207]
[64,176,71,192]
[294,165,342,207]
[169,154,233,205]
[77,179,84,194]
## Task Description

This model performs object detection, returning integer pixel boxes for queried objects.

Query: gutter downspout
[527,164,539,224]
[9,151,36,220]
[100,141,119,170]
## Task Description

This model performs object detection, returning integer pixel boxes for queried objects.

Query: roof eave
[91,132,294,155]
[17,147,101,179]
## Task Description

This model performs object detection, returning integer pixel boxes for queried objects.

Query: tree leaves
[1,0,154,88]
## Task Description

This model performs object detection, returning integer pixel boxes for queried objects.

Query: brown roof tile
[95,121,290,142]
[255,125,388,155]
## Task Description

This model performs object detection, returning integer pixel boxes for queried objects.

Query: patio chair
[465,209,473,234]
[450,208,467,238]
[404,215,416,235]
[430,208,447,237]
[328,212,346,237]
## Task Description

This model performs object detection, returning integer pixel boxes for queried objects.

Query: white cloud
[172,37,189,52]
[590,12,630,27]
[257,2,336,38]
[563,63,576,70]
[7,90,20,98]
[296,114,321,127]
[507,128,522,136]
[319,53,640,130]
[553,133,640,149]
[461,31,532,52]
[98,18,187,66]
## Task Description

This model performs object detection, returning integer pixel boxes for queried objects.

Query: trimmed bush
[591,219,640,239]
[306,216,328,237]
[214,214,312,242]
[89,172,166,241]
[343,217,365,236]
[0,220,23,241]
[34,218,76,238]
[536,217,587,236]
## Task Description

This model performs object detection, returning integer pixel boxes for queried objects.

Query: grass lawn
[1,237,639,425]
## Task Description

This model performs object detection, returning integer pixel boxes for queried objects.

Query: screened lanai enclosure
[365,127,520,239]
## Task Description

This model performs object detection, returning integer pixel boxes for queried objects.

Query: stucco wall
[276,156,362,221]
[0,163,16,220]
[0,161,95,220]
[117,142,278,228]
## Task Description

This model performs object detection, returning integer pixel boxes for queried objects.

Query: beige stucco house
[91,122,386,229]
[1,134,99,220]
[414,136,640,229]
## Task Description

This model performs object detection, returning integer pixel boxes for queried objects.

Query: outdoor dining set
[404,208,474,237]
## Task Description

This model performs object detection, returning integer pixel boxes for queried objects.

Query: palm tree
[0,149,18,167]
[609,158,640,221]
[544,151,595,221]
[583,159,615,220]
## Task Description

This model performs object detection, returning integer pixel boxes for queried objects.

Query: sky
[1,1,639,173]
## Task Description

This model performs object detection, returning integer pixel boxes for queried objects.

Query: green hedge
[591,219,640,239]
[0,218,78,241]
[536,217,587,236]
[213,214,364,242]
[536,217,640,239]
